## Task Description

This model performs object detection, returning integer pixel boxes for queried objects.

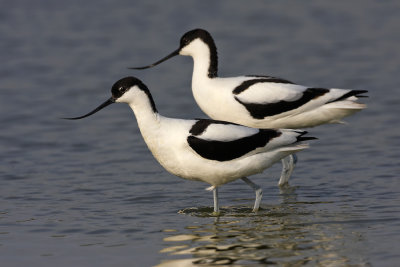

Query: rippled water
[1,0,399,266]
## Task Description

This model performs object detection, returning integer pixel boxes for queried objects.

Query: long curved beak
[128,48,180,70]
[63,97,115,120]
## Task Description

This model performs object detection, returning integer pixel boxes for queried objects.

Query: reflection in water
[157,187,368,266]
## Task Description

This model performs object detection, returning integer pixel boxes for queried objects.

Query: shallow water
[1,0,400,266]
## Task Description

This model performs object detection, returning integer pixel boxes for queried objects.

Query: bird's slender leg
[278,154,298,187]
[241,177,262,212]
[213,187,219,214]
[207,185,220,214]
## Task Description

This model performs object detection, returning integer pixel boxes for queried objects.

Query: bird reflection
[156,189,366,266]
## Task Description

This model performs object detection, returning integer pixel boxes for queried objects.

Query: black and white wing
[186,119,313,161]
[233,76,367,119]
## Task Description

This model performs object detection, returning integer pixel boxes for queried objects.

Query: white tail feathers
[326,100,367,110]
[278,143,310,152]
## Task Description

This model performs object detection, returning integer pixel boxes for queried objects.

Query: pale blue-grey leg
[241,177,262,212]
[278,154,298,187]
[213,187,219,214]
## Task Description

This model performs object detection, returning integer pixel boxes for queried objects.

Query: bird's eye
[119,86,124,92]
[181,37,190,46]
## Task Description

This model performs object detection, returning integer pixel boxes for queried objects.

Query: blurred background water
[0,0,399,266]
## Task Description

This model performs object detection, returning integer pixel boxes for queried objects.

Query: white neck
[181,39,217,82]
[125,90,161,143]
[192,46,212,81]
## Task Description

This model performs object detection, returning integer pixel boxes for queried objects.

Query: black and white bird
[130,28,368,187]
[64,76,315,213]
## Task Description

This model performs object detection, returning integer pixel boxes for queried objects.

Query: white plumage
[65,76,315,213]
[130,28,367,186]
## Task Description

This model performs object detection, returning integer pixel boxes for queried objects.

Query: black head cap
[63,76,156,120]
[180,29,218,78]
[111,76,145,99]
[112,76,157,113]
[180,29,213,48]
[129,29,218,77]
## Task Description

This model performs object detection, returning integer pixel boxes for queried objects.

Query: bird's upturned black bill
[128,48,180,70]
[63,98,115,120]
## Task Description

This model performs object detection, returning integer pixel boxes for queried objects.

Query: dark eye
[119,86,124,92]
[181,37,190,47]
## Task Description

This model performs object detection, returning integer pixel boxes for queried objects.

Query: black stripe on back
[189,119,238,136]
[235,88,329,119]
[189,120,213,136]
[245,75,294,83]
[233,78,294,95]
[187,129,281,162]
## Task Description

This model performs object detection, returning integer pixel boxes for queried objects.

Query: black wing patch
[233,77,294,95]
[235,88,329,119]
[187,129,281,161]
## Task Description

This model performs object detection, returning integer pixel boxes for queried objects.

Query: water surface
[1,0,399,266]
